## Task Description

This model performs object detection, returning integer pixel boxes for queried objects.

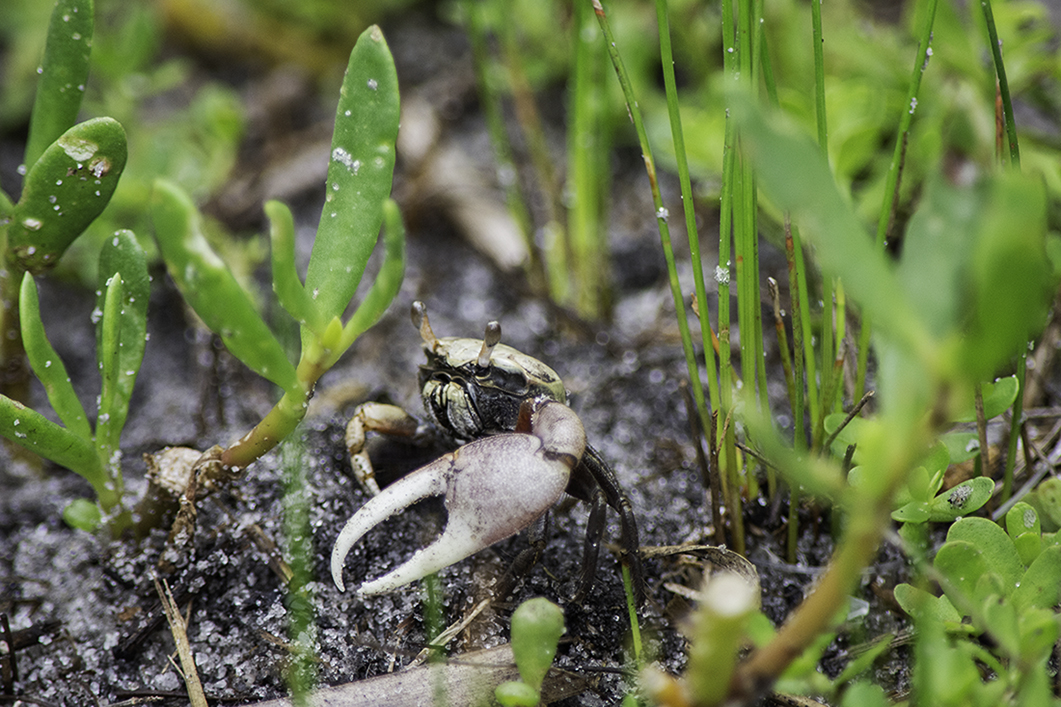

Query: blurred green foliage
[0,0,418,285]
[445,0,1061,226]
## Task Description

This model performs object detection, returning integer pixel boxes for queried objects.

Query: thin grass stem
[980,0,1020,166]
[809,0,835,449]
[719,0,745,554]
[654,0,719,427]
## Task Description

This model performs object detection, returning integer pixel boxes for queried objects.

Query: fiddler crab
[331,301,645,603]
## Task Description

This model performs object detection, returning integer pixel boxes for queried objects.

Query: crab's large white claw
[331,401,585,596]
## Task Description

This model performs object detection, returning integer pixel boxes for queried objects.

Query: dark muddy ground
[0,8,1016,707]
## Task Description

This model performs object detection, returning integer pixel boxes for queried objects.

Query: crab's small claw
[331,400,585,596]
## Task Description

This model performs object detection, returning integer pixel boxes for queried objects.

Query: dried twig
[410,599,492,667]
[152,576,208,707]
[821,390,874,452]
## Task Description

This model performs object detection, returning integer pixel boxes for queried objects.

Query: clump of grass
[590,0,1059,702]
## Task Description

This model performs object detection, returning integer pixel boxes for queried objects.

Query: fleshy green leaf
[891,502,930,524]
[335,198,406,357]
[19,273,90,438]
[945,518,1023,597]
[1011,545,1061,612]
[1013,532,1042,567]
[1006,502,1042,539]
[824,412,869,465]
[1031,477,1061,529]
[267,200,323,333]
[895,176,980,337]
[95,230,149,456]
[839,681,890,707]
[0,395,105,496]
[982,596,1020,657]
[926,477,993,522]
[10,117,128,274]
[1015,608,1059,665]
[62,498,101,531]
[952,375,1019,423]
[95,272,123,463]
[151,179,298,392]
[304,25,400,323]
[934,540,990,608]
[940,431,980,464]
[893,583,962,624]
[24,0,94,169]
[494,681,540,707]
[509,597,564,693]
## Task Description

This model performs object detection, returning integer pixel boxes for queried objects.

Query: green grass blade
[18,273,90,439]
[305,25,399,324]
[94,229,149,456]
[23,0,94,169]
[151,179,298,392]
[10,117,127,275]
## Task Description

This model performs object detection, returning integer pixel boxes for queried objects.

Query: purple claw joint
[331,400,586,596]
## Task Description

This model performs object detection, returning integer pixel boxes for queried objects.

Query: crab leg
[331,400,586,596]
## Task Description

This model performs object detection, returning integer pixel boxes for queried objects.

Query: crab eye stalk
[411,300,440,352]
[477,321,501,368]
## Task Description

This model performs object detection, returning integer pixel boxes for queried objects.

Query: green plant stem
[810,0,828,155]
[809,0,836,448]
[281,434,317,705]
[221,200,403,472]
[654,0,716,439]
[423,573,447,704]
[761,35,785,502]
[856,0,939,400]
